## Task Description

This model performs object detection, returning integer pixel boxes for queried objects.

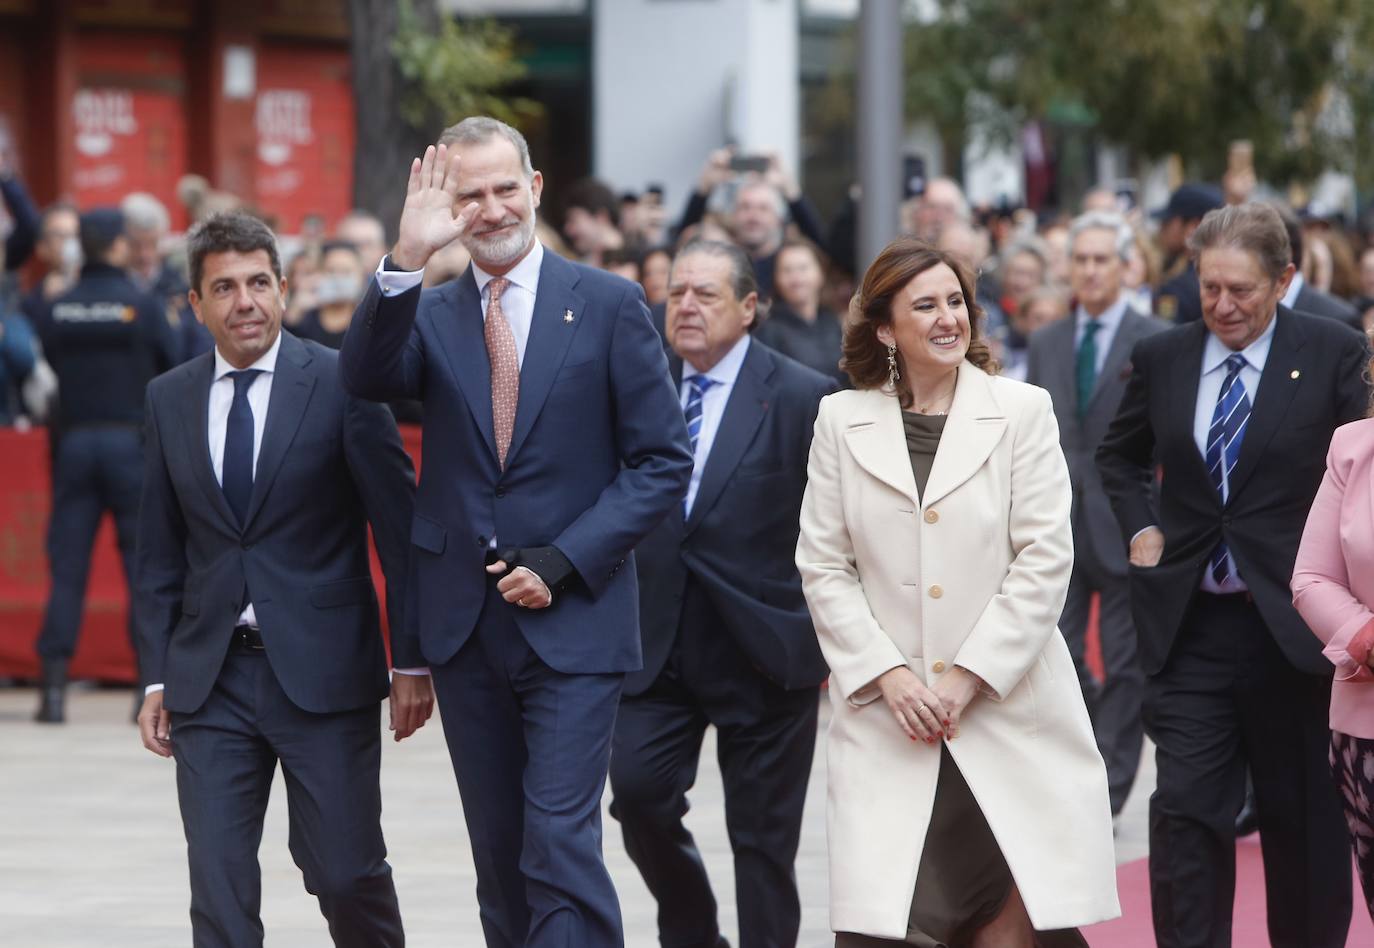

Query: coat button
[932,660,947,674]
[929,584,943,599]
[924,509,939,524]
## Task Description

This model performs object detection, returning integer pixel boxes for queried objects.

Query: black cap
[79,207,125,245]
[1153,183,1224,222]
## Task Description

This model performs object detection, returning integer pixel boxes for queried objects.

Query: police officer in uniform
[1152,183,1224,324]
[29,208,178,722]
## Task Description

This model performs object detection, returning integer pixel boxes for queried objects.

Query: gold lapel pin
[564,309,574,323]
[1290,369,1300,380]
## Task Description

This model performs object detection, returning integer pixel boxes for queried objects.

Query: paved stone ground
[0,686,1150,947]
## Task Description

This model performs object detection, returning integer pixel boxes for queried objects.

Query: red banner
[71,34,189,228]
[0,426,421,683]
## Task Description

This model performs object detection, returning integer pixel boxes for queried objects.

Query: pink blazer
[1293,417,1374,739]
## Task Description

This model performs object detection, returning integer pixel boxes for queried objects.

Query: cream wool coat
[796,362,1120,938]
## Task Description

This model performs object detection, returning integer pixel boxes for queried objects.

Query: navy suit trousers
[431,581,625,948]
[171,646,403,948]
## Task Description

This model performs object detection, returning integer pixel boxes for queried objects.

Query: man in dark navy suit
[135,212,430,947]
[340,118,693,947]
[608,240,834,948]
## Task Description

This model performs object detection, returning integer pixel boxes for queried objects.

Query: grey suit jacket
[1026,306,1165,575]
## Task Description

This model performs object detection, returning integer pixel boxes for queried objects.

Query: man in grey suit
[1027,210,1164,816]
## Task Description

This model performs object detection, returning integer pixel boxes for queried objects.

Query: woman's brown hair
[841,236,997,407]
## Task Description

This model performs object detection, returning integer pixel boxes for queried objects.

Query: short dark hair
[843,236,997,406]
[675,238,759,301]
[562,178,620,228]
[186,212,282,294]
[672,238,763,332]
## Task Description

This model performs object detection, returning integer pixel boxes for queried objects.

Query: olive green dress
[834,412,1087,948]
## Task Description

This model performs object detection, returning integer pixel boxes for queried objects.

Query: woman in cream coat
[797,238,1118,946]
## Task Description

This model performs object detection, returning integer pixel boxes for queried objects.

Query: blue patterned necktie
[1204,353,1251,585]
[683,375,718,516]
[684,375,718,457]
[223,369,263,527]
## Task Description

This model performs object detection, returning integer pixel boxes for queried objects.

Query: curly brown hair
[841,237,997,407]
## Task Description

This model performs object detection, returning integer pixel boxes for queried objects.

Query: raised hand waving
[391,144,479,271]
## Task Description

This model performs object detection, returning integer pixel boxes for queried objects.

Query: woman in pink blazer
[1292,415,1374,921]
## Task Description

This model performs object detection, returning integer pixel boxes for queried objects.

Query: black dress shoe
[1235,791,1259,837]
[34,661,68,724]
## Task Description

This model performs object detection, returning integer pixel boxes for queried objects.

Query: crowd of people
[7,119,1374,948]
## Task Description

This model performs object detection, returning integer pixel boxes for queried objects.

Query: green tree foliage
[391,0,540,131]
[902,0,1374,187]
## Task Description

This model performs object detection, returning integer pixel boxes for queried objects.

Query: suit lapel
[1086,309,1142,414]
[431,271,499,464]
[685,341,773,534]
[242,332,315,530]
[507,252,586,465]
[922,361,1008,508]
[1225,308,1305,501]
[178,352,239,529]
[843,389,919,506]
[1040,318,1078,416]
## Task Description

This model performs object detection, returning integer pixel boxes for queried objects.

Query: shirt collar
[1281,271,1305,309]
[1074,295,1128,334]
[682,334,752,388]
[1202,310,1278,376]
[473,240,544,297]
[214,328,282,382]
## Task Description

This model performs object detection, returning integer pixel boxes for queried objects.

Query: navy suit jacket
[135,331,417,714]
[627,340,835,695]
[340,248,693,675]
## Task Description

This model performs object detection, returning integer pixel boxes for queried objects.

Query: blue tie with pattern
[683,375,717,516]
[684,375,718,457]
[223,369,263,527]
[1204,353,1251,585]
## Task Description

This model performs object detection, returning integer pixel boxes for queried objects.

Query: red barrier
[0,426,423,683]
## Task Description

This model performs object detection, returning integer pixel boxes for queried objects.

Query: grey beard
[465,217,536,268]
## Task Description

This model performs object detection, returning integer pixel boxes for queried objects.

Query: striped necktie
[684,375,718,457]
[1204,353,1251,585]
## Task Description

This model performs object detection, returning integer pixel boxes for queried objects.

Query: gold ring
[916,703,927,714]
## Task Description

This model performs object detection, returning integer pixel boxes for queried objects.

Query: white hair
[1069,210,1134,262]
[121,192,170,234]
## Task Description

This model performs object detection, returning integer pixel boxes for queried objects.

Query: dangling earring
[887,343,900,387]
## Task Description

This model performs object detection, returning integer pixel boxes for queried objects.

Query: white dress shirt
[374,241,544,368]
[1190,314,1277,593]
[681,335,751,516]
[1073,295,1129,375]
[146,333,281,696]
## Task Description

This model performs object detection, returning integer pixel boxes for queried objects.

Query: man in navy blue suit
[340,117,693,947]
[135,212,431,946]
[609,241,835,948]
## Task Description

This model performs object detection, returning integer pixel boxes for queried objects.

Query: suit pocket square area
[410,515,447,554]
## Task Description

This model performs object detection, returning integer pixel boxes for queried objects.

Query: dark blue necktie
[223,369,263,527]
[683,375,718,516]
[1204,353,1251,585]
[684,375,718,457]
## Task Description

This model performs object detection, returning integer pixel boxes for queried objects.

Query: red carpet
[1083,837,1374,946]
